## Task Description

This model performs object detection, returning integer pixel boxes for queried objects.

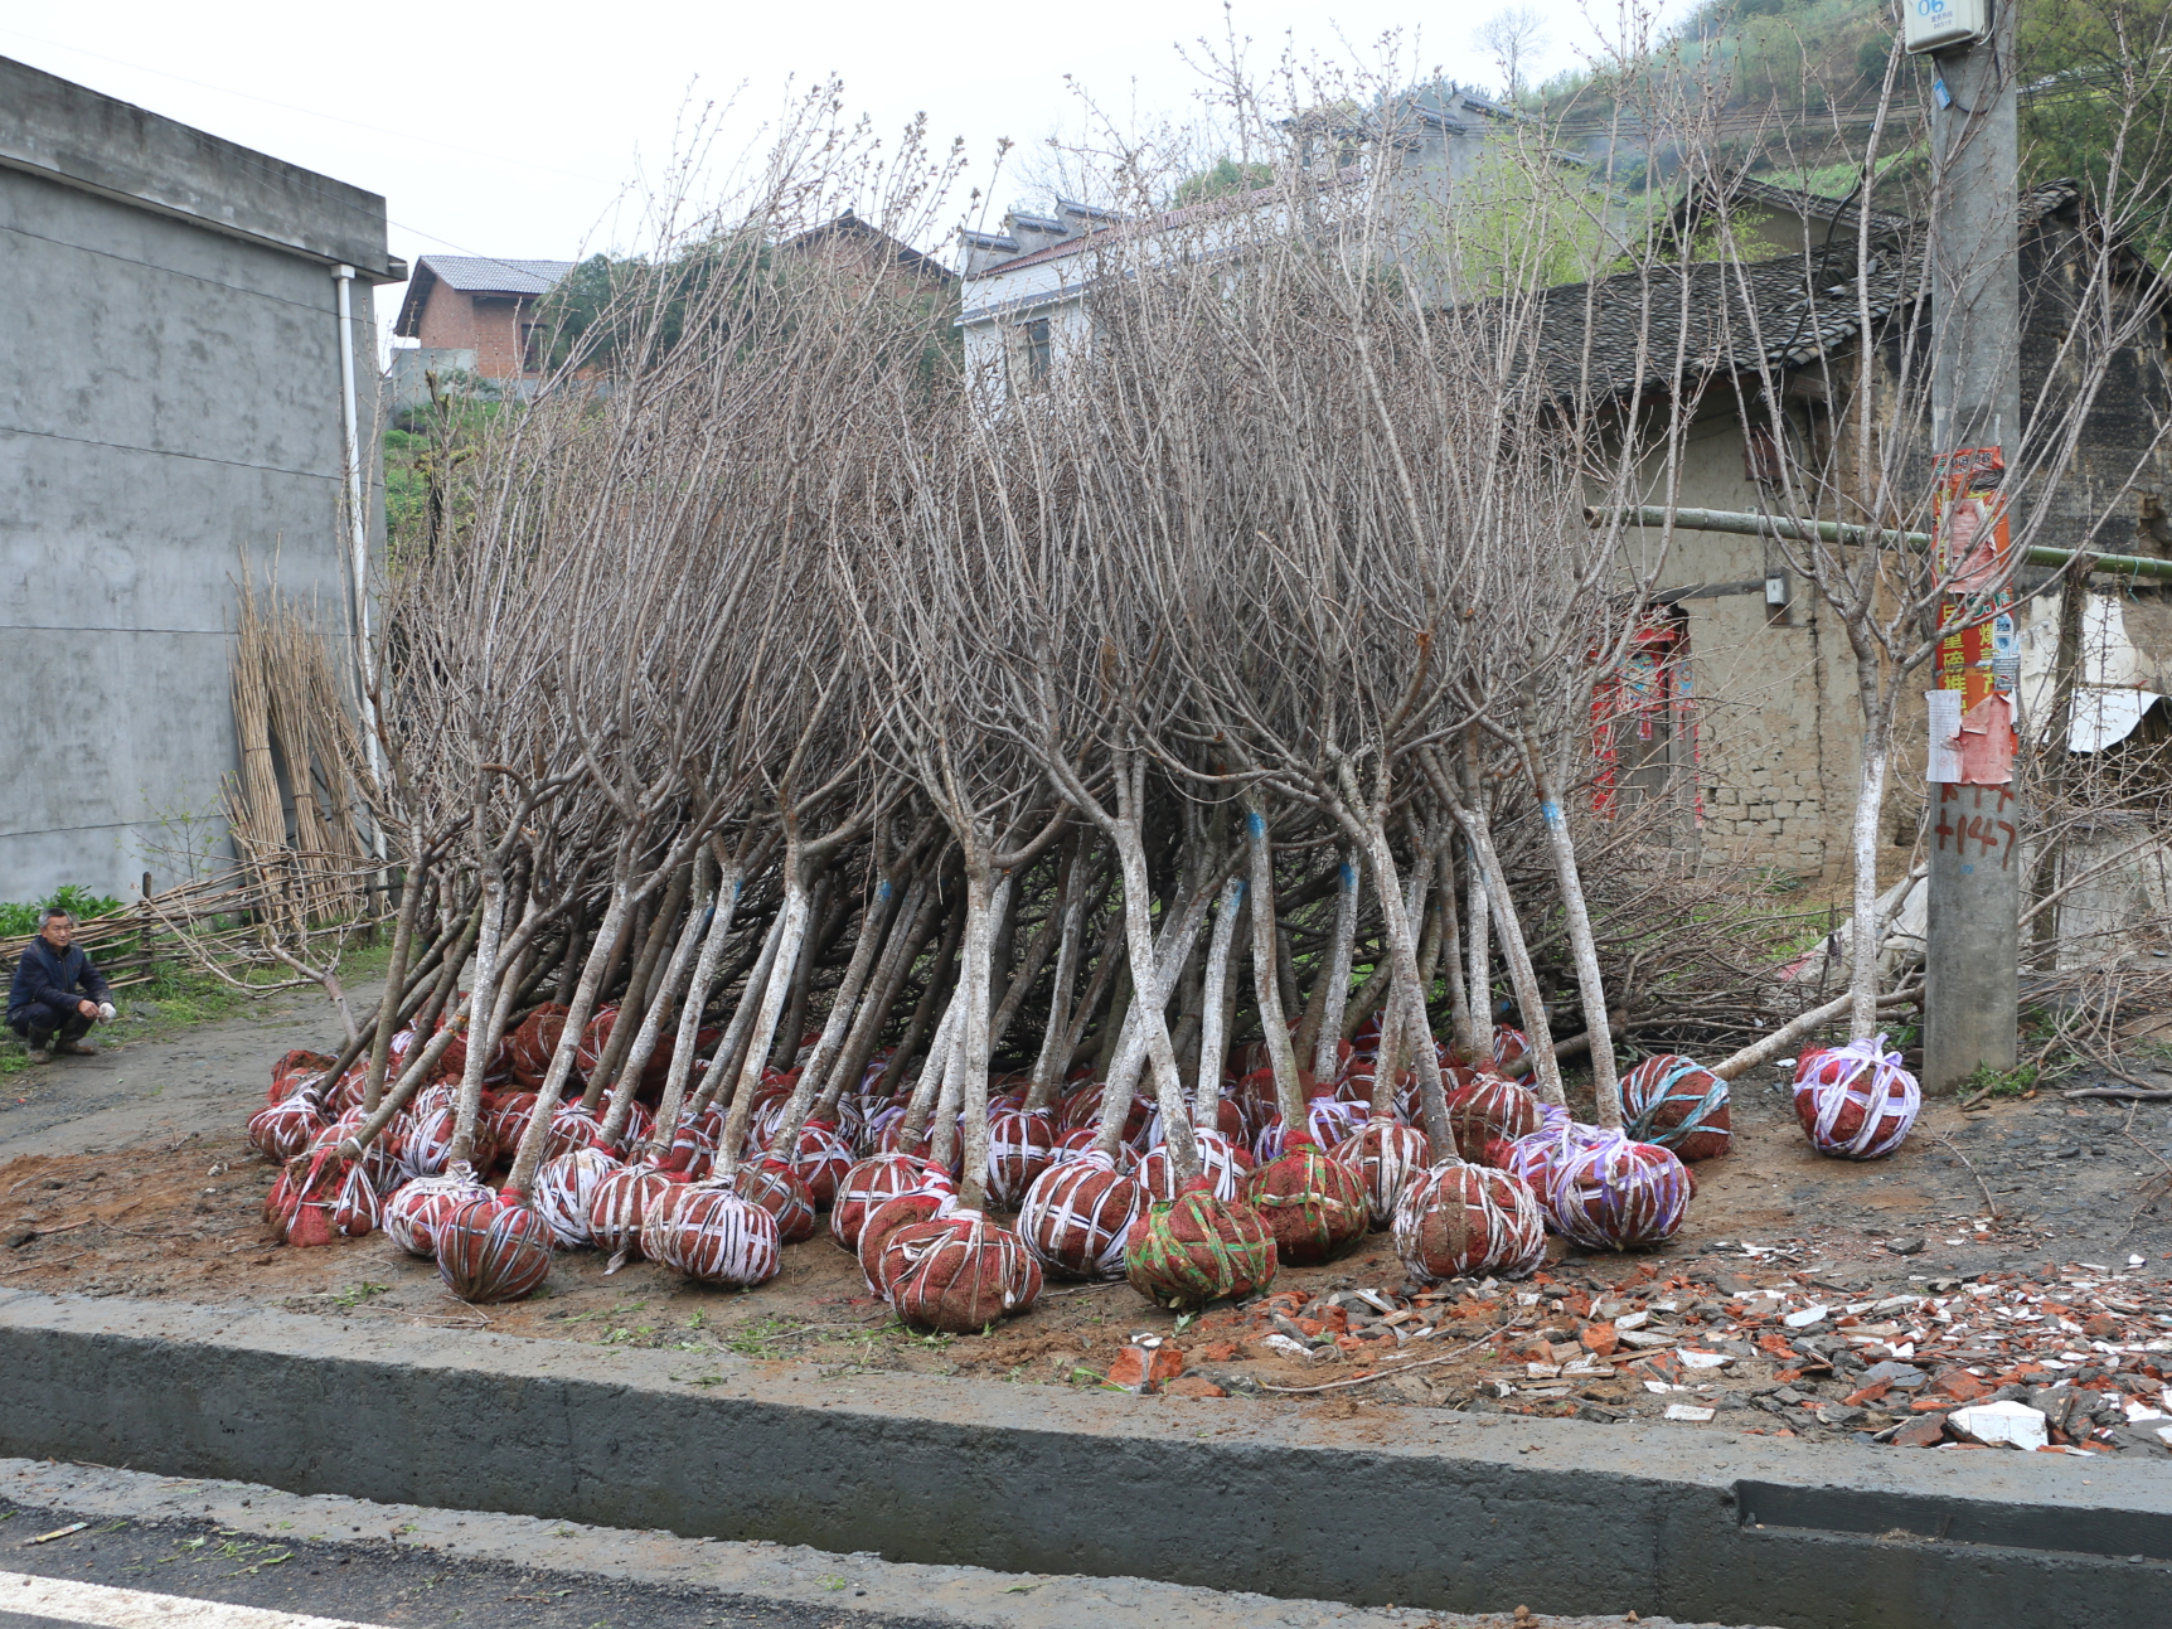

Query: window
[1023,317,1052,383]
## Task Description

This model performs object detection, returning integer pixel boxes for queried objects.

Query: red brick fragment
[1927,1367,1991,1402]
[1104,1343,1186,1391]
[1161,1376,1228,1399]
[1892,1415,1947,1448]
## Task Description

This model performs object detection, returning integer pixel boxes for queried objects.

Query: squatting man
[7,908,115,1064]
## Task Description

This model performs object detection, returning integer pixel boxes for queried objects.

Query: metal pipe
[333,266,389,860]
[1588,504,2172,583]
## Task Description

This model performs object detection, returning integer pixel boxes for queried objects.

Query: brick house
[1534,180,2172,883]
[390,254,573,402]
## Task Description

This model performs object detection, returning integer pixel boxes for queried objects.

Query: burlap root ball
[381,1165,493,1257]
[268,1049,336,1105]
[1492,1025,1533,1078]
[1500,1118,1611,1203]
[542,1104,611,1160]
[270,1147,380,1247]
[856,1184,957,1297]
[505,1002,570,1088]
[829,1152,929,1251]
[1443,1076,1544,1162]
[1620,1054,1733,1162]
[435,1194,554,1302]
[732,1158,819,1244]
[1241,1132,1369,1266]
[1793,1035,1920,1160]
[1548,1133,1692,1250]
[1050,1126,1138,1171]
[886,1210,1044,1333]
[1138,1126,1254,1202]
[1331,1116,1433,1228]
[649,1182,782,1287]
[1392,1161,1546,1282]
[1123,1183,1278,1309]
[1016,1149,1143,1281]
[248,1094,326,1163]
[586,1163,680,1263]
[985,1107,1058,1208]
[535,1146,624,1248]
[782,1118,856,1206]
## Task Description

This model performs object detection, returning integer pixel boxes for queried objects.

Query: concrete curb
[0,1457,1747,1629]
[1,1290,2166,1628]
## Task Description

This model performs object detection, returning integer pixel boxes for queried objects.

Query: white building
[956,84,1536,386]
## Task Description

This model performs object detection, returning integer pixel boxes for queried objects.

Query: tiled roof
[413,255,576,295]
[1535,180,2085,399]
[393,255,576,337]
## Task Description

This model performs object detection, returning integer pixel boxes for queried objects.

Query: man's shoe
[54,1038,98,1057]
[26,1045,53,1065]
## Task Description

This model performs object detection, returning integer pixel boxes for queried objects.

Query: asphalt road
[0,1502,942,1629]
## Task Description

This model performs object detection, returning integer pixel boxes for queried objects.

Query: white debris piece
[1784,1305,1829,1329]
[1664,1404,1717,1423]
[1949,1401,2049,1451]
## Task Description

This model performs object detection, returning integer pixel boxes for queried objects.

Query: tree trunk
[361,868,425,1115]
[1246,799,1304,1127]
[1522,720,1623,1126]
[1306,853,1360,1084]
[1195,876,1245,1122]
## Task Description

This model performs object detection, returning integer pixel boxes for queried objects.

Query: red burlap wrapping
[1016,1150,1143,1281]
[505,1002,570,1088]
[587,1163,679,1261]
[733,1158,818,1244]
[486,1091,541,1154]
[1443,1076,1544,1162]
[542,1104,611,1160]
[648,1182,781,1286]
[267,1049,336,1105]
[781,1118,855,1207]
[877,1120,964,1181]
[829,1152,927,1251]
[1138,1126,1254,1203]
[248,1095,326,1163]
[1050,1126,1137,1171]
[1392,1161,1546,1282]
[1057,1081,1153,1148]
[269,1146,379,1247]
[984,1107,1057,1208]
[381,1166,493,1257]
[535,1146,623,1248]
[323,1065,367,1115]
[856,1178,957,1297]
[398,1105,497,1179]
[435,1193,553,1302]
[1330,1117,1433,1227]
[1547,1134,1691,1250]
[1241,1133,1368,1265]
[1492,1025,1533,1078]
[1123,1183,1278,1309]
[574,1006,617,1077]
[310,1114,402,1195]
[655,1108,719,1180]
[1619,1054,1733,1162]
[886,1210,1044,1333]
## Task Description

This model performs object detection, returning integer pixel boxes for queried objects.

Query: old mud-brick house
[1535,178,2172,887]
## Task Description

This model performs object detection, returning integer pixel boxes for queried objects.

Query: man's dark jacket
[7,936,113,1025]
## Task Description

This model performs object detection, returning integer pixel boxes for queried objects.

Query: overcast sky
[1,1,1666,350]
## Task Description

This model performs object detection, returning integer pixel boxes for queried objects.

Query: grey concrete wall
[0,56,394,903]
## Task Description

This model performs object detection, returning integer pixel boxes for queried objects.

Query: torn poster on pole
[1926,448,2018,785]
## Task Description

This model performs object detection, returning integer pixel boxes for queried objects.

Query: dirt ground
[4,999,2170,1457]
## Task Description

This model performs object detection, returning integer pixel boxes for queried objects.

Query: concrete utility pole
[1920,0,2022,1092]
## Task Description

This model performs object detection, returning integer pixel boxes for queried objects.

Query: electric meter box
[1903,0,1989,53]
